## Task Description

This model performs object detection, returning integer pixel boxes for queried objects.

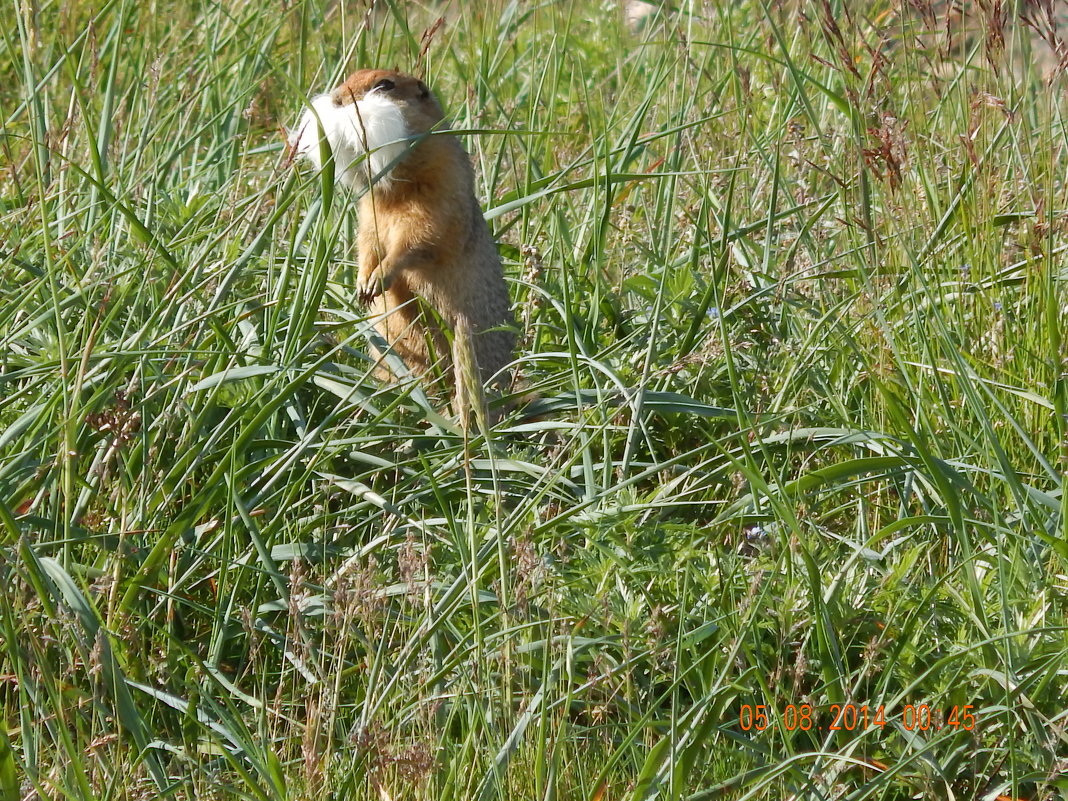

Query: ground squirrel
[291,69,515,403]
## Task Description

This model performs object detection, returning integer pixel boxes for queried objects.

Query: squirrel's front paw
[356,267,392,303]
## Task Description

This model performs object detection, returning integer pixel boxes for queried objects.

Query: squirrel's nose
[330,88,358,107]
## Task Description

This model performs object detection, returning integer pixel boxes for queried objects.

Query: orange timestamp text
[739,703,977,733]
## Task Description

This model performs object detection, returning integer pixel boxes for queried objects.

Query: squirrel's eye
[372,78,395,93]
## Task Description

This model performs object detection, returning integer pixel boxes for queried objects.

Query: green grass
[2,0,1067,798]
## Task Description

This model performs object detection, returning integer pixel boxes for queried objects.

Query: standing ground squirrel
[291,68,516,402]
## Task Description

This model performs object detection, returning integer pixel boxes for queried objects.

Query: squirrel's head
[290,69,446,190]
[332,70,445,132]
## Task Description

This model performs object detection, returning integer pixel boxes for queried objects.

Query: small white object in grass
[290,92,409,189]
[624,0,658,30]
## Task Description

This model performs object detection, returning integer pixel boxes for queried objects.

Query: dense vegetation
[1,0,1066,798]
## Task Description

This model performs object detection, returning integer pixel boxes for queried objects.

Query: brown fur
[332,69,515,392]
